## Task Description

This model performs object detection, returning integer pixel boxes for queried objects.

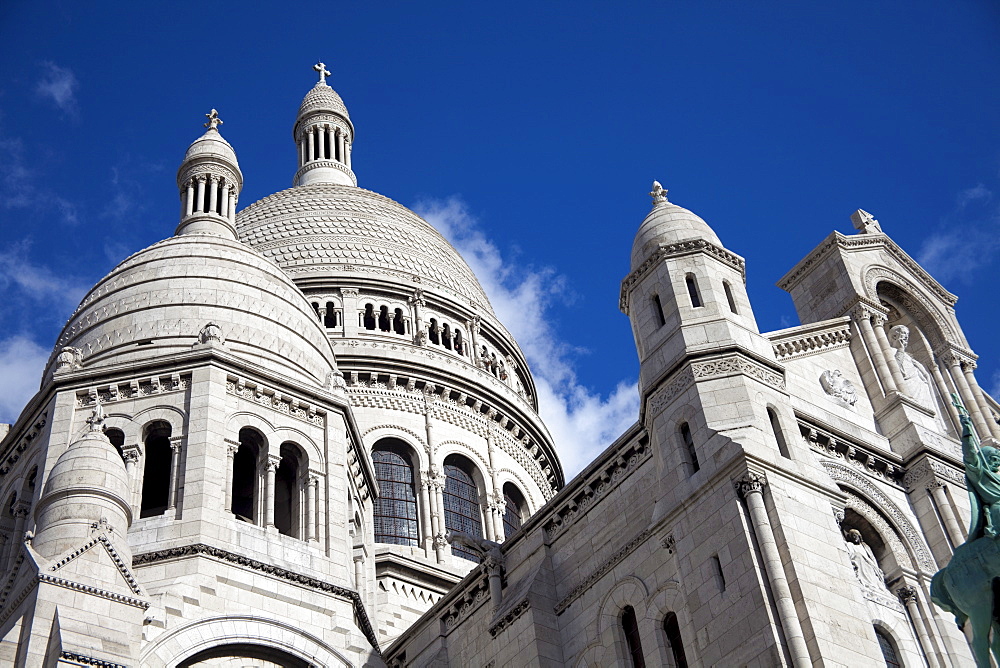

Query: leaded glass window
[373,447,419,546]
[875,628,901,668]
[502,483,525,540]
[444,460,482,560]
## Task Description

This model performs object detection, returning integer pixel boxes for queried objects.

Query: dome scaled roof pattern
[630,201,722,272]
[47,234,339,388]
[236,184,495,313]
[298,83,350,119]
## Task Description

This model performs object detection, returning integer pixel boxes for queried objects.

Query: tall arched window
[652,294,667,327]
[502,483,526,540]
[767,408,791,459]
[429,319,440,345]
[232,428,263,523]
[679,422,699,474]
[372,440,419,546]
[663,612,688,668]
[393,308,406,335]
[454,330,465,355]
[874,627,901,668]
[105,428,126,461]
[685,273,703,308]
[324,301,338,328]
[442,324,453,350]
[443,455,483,561]
[140,421,172,518]
[378,305,391,332]
[622,605,645,667]
[275,442,303,537]
[723,280,738,314]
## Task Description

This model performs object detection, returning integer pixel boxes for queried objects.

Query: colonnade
[180,174,238,222]
[298,124,351,169]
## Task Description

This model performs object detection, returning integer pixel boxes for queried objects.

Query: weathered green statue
[931,395,1000,666]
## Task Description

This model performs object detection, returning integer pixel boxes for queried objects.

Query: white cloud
[416,197,639,478]
[0,243,89,312]
[35,62,79,118]
[918,183,1000,284]
[0,336,48,425]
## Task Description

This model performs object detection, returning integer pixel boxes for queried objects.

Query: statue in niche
[820,369,858,406]
[888,325,936,409]
[844,528,886,590]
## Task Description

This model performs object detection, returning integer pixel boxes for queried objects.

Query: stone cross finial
[204,109,223,130]
[850,209,882,234]
[313,61,331,85]
[650,181,668,206]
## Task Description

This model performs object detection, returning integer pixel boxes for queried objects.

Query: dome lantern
[292,62,357,187]
[175,109,244,239]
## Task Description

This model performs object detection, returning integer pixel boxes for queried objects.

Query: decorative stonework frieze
[38,572,148,609]
[902,457,966,491]
[821,461,935,572]
[488,598,530,637]
[442,575,491,629]
[542,438,649,542]
[769,318,852,361]
[621,239,746,313]
[132,543,381,653]
[59,652,127,668]
[226,376,325,427]
[800,423,902,485]
[554,529,652,615]
[77,374,189,408]
[861,584,904,613]
[0,412,47,477]
[647,352,785,418]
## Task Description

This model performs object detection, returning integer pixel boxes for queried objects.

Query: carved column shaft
[418,478,433,558]
[8,502,30,570]
[207,174,218,214]
[224,442,239,514]
[928,483,964,548]
[896,586,943,668]
[930,358,963,435]
[220,180,230,219]
[964,363,1000,440]
[434,479,448,562]
[307,129,315,162]
[123,446,141,520]
[871,317,907,391]
[195,176,206,214]
[167,441,182,512]
[856,312,897,395]
[184,181,195,217]
[306,476,318,542]
[264,455,280,529]
[736,475,812,668]
[948,359,990,438]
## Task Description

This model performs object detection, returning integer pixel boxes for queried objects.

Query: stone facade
[0,67,995,666]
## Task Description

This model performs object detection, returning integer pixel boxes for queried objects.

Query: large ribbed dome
[631,201,722,271]
[46,234,339,387]
[236,184,495,312]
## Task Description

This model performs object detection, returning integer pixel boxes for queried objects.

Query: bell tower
[292,62,357,187]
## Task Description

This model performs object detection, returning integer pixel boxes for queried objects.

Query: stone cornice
[620,239,746,314]
[131,543,381,655]
[777,231,957,307]
[767,317,852,361]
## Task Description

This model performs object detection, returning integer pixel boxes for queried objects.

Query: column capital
[896,585,918,605]
[734,471,767,498]
[12,501,31,518]
[123,448,141,465]
[225,438,240,455]
[267,454,282,470]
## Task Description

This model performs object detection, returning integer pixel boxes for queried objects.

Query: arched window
[874,627,901,668]
[105,427,126,461]
[140,421,172,518]
[679,422,699,474]
[442,323,453,350]
[363,303,376,330]
[179,644,309,668]
[324,301,338,328]
[723,280,738,314]
[232,428,263,523]
[429,319,440,345]
[311,301,320,318]
[652,294,666,327]
[378,305,391,332]
[502,483,526,540]
[393,308,406,335]
[622,605,645,667]
[443,455,483,561]
[372,440,419,546]
[454,330,464,355]
[685,273,703,308]
[663,612,688,668]
[274,442,303,537]
[767,408,791,459]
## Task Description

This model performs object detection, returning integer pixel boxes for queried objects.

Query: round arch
[863,265,959,349]
[363,426,428,469]
[132,405,187,441]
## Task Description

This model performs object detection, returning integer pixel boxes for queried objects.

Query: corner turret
[292,62,357,187]
[175,109,243,238]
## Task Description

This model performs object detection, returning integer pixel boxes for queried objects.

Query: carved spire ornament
[204,108,223,130]
[649,180,668,206]
[313,61,331,85]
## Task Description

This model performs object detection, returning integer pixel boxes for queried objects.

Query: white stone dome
[298,83,350,120]
[47,234,339,387]
[236,184,495,313]
[631,201,722,271]
[182,128,239,167]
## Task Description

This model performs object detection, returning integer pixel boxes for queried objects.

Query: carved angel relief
[820,369,858,407]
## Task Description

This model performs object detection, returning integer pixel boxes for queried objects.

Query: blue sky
[1,2,998,474]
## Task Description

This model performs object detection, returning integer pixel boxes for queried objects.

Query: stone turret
[292,62,357,187]
[175,108,243,238]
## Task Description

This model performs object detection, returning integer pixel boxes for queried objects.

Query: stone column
[468,315,482,367]
[220,179,230,218]
[418,474,434,558]
[963,361,1000,440]
[207,175,218,215]
[946,355,990,438]
[853,307,898,395]
[264,454,281,529]
[307,128,315,162]
[340,288,359,338]
[930,356,963,435]
[122,445,142,519]
[735,473,812,668]
[298,137,305,167]
[345,138,351,169]
[354,553,365,592]
[433,475,448,562]
[306,475,318,542]
[195,176,206,214]
[185,180,195,217]
[896,586,942,668]
[8,502,30,570]
[167,439,183,512]
[928,482,964,547]
[229,188,238,222]
[409,290,425,345]
[871,314,907,391]
[224,439,239,515]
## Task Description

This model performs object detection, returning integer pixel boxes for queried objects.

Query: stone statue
[931,396,1000,666]
[820,369,858,407]
[446,530,505,609]
[888,325,936,409]
[844,529,885,589]
[54,346,83,373]
[198,322,225,345]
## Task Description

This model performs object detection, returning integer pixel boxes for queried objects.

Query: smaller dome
[182,127,239,166]
[630,200,722,271]
[298,83,349,119]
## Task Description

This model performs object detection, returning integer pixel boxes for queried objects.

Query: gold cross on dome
[204,109,223,130]
[313,61,331,85]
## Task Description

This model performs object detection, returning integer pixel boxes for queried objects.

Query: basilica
[0,64,994,666]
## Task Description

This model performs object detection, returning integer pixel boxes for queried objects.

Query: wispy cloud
[0,135,79,225]
[0,243,89,312]
[417,197,639,477]
[35,62,79,118]
[918,183,1000,284]
[0,336,48,425]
